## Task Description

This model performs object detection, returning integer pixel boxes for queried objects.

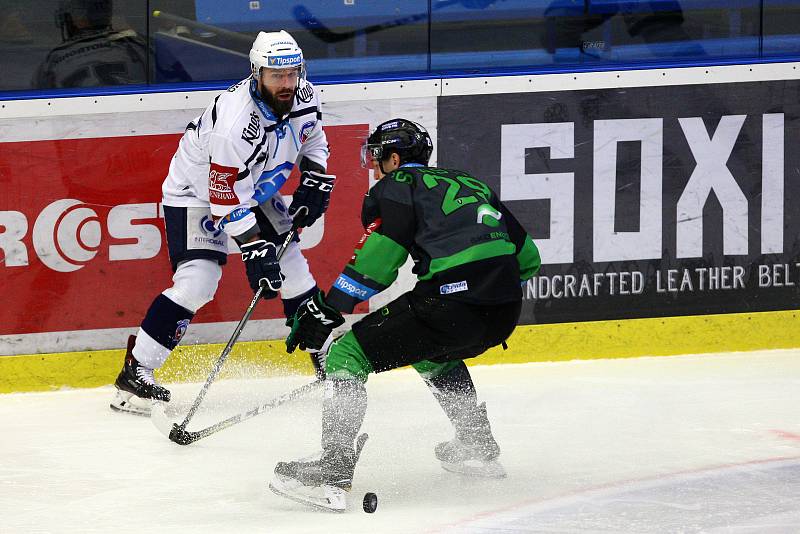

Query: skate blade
[269,476,347,513]
[109,389,153,417]
[440,458,507,479]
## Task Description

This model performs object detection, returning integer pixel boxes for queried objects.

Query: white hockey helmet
[249,30,305,79]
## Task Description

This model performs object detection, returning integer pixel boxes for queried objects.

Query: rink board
[3,63,800,392]
[2,308,799,393]
[0,87,441,356]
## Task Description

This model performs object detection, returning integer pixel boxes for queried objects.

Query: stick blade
[169,424,197,445]
[152,401,197,445]
[151,401,175,439]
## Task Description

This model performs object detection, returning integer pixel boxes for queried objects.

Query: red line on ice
[770,429,800,441]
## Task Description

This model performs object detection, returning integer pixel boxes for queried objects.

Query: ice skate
[436,402,506,478]
[269,434,367,512]
[110,335,171,416]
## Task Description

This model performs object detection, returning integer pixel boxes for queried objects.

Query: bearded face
[257,67,299,117]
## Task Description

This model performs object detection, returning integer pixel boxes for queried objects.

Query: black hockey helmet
[56,0,113,40]
[361,119,433,169]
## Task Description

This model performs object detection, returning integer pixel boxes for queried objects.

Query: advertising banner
[0,92,438,354]
[0,126,369,336]
[438,80,800,324]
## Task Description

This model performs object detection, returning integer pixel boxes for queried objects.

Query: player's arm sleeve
[516,236,541,281]
[208,131,258,239]
[499,201,541,281]
[295,94,329,170]
[326,181,415,313]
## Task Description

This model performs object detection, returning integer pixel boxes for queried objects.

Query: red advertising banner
[0,124,369,335]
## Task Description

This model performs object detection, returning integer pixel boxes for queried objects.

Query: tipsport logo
[267,54,302,67]
[1,199,162,273]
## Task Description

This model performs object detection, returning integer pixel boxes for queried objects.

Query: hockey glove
[288,170,336,228]
[286,290,345,354]
[240,239,282,299]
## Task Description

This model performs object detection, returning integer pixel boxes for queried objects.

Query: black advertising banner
[437,80,800,325]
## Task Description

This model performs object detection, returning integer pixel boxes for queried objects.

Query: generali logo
[208,163,239,205]
[208,170,234,192]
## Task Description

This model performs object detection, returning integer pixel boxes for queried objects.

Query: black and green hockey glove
[285,290,345,354]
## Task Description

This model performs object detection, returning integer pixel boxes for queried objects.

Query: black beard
[261,86,295,117]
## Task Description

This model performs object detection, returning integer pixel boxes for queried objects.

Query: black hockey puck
[362,492,378,513]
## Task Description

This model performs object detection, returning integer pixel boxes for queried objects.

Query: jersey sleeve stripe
[288,106,318,119]
[419,240,517,281]
[237,129,269,181]
[211,95,220,126]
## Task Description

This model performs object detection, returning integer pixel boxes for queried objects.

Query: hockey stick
[292,0,499,44]
[153,378,323,445]
[151,10,254,45]
[160,229,297,441]
[292,4,430,44]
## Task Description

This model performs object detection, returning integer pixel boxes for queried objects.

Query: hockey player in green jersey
[269,119,541,512]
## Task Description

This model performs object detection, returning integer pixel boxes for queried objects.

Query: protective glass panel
[762,0,800,57]
[149,0,430,84]
[577,0,761,65]
[0,0,793,96]
[0,0,149,92]
[429,0,762,74]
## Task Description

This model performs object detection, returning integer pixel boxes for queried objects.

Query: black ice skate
[110,335,170,416]
[269,434,368,512]
[436,402,506,478]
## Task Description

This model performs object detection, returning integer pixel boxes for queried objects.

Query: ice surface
[2,350,800,533]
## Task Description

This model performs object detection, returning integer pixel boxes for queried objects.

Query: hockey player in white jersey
[111,30,335,415]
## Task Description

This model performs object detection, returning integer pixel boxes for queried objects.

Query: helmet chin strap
[378,154,400,175]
